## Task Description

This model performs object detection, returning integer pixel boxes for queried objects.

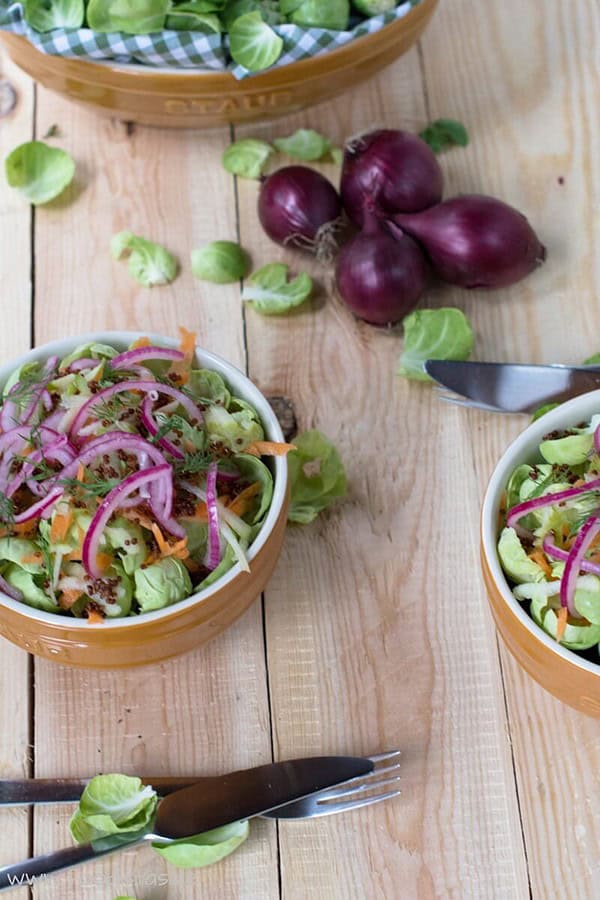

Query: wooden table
[0,1,598,897]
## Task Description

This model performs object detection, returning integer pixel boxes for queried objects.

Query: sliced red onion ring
[506,477,600,529]
[20,356,60,426]
[7,434,76,498]
[68,358,99,373]
[542,535,600,576]
[109,347,185,369]
[0,572,23,602]
[560,515,600,617]
[140,396,184,460]
[205,462,220,571]
[82,464,172,579]
[69,380,203,440]
[42,390,53,411]
[12,487,63,524]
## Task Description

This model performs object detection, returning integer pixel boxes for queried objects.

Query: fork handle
[0,839,142,892]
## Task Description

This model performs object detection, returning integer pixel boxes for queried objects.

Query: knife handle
[0,839,143,893]
[0,777,202,806]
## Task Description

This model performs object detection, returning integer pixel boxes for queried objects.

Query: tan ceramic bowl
[0,332,289,669]
[481,392,600,716]
[0,0,438,128]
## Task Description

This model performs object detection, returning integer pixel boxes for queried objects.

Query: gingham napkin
[0,1,422,79]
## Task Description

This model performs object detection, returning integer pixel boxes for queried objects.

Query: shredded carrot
[86,608,105,625]
[151,523,170,556]
[96,552,113,573]
[178,326,196,359]
[244,441,297,458]
[227,481,261,518]
[59,589,82,610]
[181,501,208,522]
[556,606,568,642]
[528,548,553,579]
[150,523,189,560]
[50,508,73,544]
[21,553,43,565]
[13,521,37,537]
[76,463,85,483]
[89,360,105,383]
[122,508,155,531]
[131,336,151,349]
[170,327,197,386]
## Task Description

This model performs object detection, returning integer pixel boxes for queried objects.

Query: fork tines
[312,750,401,814]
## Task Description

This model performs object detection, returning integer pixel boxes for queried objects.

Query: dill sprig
[174,449,212,476]
[58,475,121,498]
[0,492,15,526]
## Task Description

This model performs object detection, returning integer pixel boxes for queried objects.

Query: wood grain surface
[0,0,597,897]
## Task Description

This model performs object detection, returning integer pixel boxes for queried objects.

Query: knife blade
[424,360,600,413]
[0,756,374,891]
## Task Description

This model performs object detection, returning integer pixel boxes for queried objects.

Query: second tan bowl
[480,392,600,716]
[0,0,438,128]
[0,332,289,669]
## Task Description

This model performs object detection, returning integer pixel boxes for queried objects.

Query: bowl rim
[481,389,600,678]
[0,331,287,629]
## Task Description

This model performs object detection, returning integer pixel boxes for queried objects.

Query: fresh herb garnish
[419,118,469,154]
[174,450,212,477]
[57,475,121,498]
[0,492,15,525]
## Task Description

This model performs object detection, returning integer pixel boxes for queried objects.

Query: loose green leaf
[86,0,170,34]
[166,2,222,30]
[419,118,469,154]
[222,0,282,30]
[584,353,600,366]
[229,11,283,71]
[5,140,75,205]
[531,403,560,422]
[152,820,250,868]
[397,307,475,382]
[351,0,395,14]
[111,231,178,287]
[242,263,312,315]
[222,138,273,179]
[24,0,84,31]
[282,0,350,29]
[330,147,343,166]
[288,430,347,524]
[70,774,158,845]
[273,128,332,162]
[191,241,249,283]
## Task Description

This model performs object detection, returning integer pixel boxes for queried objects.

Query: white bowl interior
[0,331,287,629]
[482,390,600,677]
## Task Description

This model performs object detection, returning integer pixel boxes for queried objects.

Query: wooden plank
[30,89,278,899]
[0,56,35,898]
[419,1,600,897]
[235,44,529,899]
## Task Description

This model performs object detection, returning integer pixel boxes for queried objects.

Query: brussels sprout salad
[0,333,291,622]
[498,414,600,658]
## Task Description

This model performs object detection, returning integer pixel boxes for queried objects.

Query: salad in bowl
[0,330,291,625]
[498,415,600,660]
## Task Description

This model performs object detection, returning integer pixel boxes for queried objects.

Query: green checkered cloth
[0,2,422,80]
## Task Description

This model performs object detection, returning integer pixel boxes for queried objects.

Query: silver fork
[261,750,401,818]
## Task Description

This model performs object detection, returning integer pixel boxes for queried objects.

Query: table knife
[424,360,600,414]
[0,755,373,892]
